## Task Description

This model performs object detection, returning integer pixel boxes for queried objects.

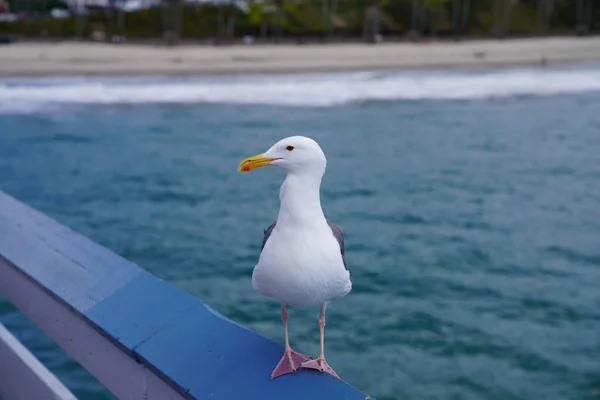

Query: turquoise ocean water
[0,64,599,400]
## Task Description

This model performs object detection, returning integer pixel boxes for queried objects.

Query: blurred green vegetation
[0,0,597,40]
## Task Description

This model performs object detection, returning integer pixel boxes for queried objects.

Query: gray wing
[261,220,347,270]
[261,221,277,252]
[327,220,348,270]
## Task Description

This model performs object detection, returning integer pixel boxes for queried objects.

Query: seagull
[238,136,352,380]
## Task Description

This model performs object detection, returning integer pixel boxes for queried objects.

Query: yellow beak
[238,153,279,172]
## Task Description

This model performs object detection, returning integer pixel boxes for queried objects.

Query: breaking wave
[1,63,600,112]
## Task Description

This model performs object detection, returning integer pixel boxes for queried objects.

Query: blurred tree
[7,0,67,12]
[575,0,592,35]
[74,0,85,39]
[1,0,598,39]
[106,0,125,41]
[162,0,182,45]
[363,0,380,42]
[321,0,330,39]
[410,0,451,36]
[214,0,241,42]
[451,0,470,35]
[492,0,517,37]
[537,0,554,32]
[273,0,284,42]
[226,0,238,40]
[410,0,421,34]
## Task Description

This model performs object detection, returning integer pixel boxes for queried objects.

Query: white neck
[277,170,326,227]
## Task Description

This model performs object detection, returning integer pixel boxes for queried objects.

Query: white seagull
[238,136,352,380]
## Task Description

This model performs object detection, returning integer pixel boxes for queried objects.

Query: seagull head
[238,136,327,176]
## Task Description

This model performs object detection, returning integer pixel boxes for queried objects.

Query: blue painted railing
[0,191,370,400]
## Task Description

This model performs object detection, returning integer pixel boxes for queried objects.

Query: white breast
[252,223,352,307]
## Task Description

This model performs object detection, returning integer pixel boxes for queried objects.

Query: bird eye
[286,145,295,151]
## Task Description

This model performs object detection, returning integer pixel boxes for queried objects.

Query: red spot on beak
[242,166,250,172]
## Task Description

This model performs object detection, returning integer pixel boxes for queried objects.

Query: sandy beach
[1,37,600,76]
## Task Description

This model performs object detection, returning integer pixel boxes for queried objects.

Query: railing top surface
[0,191,370,400]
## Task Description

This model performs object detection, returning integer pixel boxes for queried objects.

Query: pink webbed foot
[301,357,341,379]
[270,350,312,379]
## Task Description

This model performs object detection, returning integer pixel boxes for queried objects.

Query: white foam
[1,64,600,113]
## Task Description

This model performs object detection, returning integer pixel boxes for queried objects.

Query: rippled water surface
[1,65,600,400]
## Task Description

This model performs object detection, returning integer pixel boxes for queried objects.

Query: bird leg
[300,304,341,379]
[270,303,312,379]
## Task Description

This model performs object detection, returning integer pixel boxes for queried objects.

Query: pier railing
[0,322,77,400]
[0,190,369,400]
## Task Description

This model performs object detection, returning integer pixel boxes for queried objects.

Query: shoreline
[1,36,600,76]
